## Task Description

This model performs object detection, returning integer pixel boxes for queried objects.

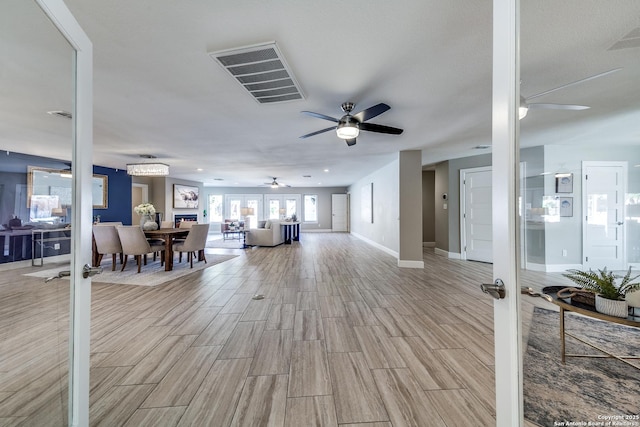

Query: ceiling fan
[262,177,290,188]
[520,68,621,119]
[300,102,403,146]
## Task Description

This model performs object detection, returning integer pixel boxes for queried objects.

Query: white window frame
[304,194,318,223]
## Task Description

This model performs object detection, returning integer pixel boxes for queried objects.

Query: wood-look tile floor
[0,233,563,426]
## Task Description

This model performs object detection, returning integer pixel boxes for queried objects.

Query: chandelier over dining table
[126,154,169,176]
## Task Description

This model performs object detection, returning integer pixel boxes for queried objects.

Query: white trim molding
[398,259,425,268]
[351,232,399,259]
[435,248,461,259]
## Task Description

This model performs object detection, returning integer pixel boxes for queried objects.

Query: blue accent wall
[0,151,132,226]
[93,166,132,225]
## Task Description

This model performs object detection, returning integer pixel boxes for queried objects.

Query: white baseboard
[422,242,435,247]
[350,232,399,259]
[434,248,461,259]
[525,262,546,272]
[526,262,583,273]
[398,259,425,268]
[301,229,334,233]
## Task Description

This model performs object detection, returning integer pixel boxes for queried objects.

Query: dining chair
[116,226,165,273]
[92,224,122,271]
[160,220,174,229]
[179,220,197,228]
[173,223,209,268]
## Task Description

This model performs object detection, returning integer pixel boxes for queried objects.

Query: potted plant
[562,267,640,318]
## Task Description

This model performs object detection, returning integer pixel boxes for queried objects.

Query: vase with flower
[134,203,158,230]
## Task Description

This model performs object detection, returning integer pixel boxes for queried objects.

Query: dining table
[143,228,191,272]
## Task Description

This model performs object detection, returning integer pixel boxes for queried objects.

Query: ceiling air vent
[209,42,305,104]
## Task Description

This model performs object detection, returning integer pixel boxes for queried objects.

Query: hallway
[1,233,554,426]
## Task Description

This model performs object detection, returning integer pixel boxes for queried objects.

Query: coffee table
[542,286,640,369]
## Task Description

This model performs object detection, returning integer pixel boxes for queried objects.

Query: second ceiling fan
[300,102,403,146]
[520,68,621,119]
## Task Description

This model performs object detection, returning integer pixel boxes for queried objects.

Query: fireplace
[174,214,197,228]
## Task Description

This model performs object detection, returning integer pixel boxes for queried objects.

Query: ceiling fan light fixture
[336,118,359,139]
[519,96,528,120]
[519,106,528,120]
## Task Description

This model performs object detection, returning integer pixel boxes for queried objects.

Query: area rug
[24,254,238,287]
[524,307,640,427]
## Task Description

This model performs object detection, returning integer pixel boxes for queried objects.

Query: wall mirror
[28,166,108,211]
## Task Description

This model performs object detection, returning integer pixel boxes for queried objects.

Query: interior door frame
[459,165,493,261]
[492,0,523,425]
[36,0,93,425]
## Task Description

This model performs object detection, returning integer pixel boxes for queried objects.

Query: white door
[492,0,522,425]
[583,161,627,270]
[38,1,94,424]
[332,194,348,231]
[461,167,493,262]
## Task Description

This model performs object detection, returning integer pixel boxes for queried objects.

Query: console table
[542,286,640,369]
[280,221,300,244]
[31,228,72,266]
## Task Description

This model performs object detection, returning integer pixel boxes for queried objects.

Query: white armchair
[246,220,284,247]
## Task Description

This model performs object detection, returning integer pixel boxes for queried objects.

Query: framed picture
[173,184,199,208]
[559,197,573,217]
[555,173,573,193]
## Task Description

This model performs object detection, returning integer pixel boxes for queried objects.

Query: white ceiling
[1,1,639,187]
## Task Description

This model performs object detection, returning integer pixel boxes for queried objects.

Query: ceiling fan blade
[352,103,390,122]
[527,103,590,111]
[359,122,404,135]
[525,68,622,101]
[299,126,337,139]
[301,111,339,122]
[345,138,357,146]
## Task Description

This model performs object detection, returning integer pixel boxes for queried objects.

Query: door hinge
[585,174,588,180]
[585,256,589,262]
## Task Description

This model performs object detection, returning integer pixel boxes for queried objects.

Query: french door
[492,0,522,425]
[494,2,639,425]
[36,1,93,425]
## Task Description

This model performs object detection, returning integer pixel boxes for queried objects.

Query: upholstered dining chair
[173,223,209,268]
[116,226,165,273]
[160,220,174,229]
[178,220,197,228]
[92,224,122,271]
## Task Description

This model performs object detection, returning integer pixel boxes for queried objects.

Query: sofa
[246,219,284,247]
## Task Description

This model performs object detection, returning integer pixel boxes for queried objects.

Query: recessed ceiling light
[196,168,203,172]
[303,175,311,178]
[474,145,491,150]
[214,178,224,181]
[324,169,329,172]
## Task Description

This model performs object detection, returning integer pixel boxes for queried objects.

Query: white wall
[349,158,400,254]
[200,186,347,231]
